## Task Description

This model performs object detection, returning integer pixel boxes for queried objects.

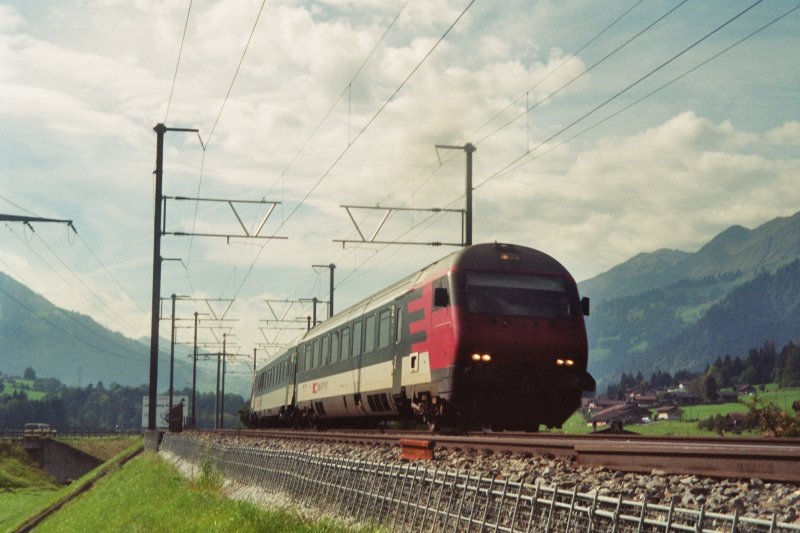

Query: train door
[391,302,404,408]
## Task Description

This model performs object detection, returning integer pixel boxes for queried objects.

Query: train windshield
[465,272,571,318]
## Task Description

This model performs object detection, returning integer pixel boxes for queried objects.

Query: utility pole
[215,334,224,429]
[313,263,336,318]
[148,123,199,431]
[435,142,476,247]
[221,346,227,430]
[191,311,198,428]
[169,293,176,414]
[301,297,321,327]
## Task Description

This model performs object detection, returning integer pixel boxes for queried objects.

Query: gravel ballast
[162,431,800,527]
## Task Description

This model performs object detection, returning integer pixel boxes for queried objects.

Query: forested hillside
[581,211,800,388]
[0,271,249,395]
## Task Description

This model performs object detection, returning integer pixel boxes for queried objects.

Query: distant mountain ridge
[579,211,800,389]
[0,272,249,396]
[581,212,800,302]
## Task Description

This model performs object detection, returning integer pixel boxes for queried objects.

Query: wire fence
[162,433,800,533]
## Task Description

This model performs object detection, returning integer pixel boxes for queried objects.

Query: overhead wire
[495,2,800,181]
[224,0,479,310]
[0,258,145,361]
[216,0,414,309]
[338,1,798,290]
[469,0,647,141]
[474,0,691,147]
[274,0,669,303]
[164,0,193,123]
[184,0,266,282]
[0,285,144,363]
[348,0,665,250]
[262,0,413,200]
[5,223,139,337]
[474,0,769,191]
[74,231,148,315]
[203,0,267,149]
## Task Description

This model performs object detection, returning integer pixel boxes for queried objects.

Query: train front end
[448,243,594,430]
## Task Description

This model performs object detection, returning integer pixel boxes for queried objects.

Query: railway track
[199,428,800,483]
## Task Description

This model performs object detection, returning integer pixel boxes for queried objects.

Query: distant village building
[582,397,625,416]
[629,393,659,408]
[655,405,683,421]
[665,389,702,406]
[589,404,651,430]
[735,384,756,395]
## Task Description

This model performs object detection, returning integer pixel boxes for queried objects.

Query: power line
[496,2,800,182]
[222,0,479,308]
[4,222,137,337]
[164,0,193,123]
[263,0,412,201]
[475,0,769,190]
[74,230,148,315]
[469,0,647,141]
[0,281,144,363]
[475,0,690,147]
[203,0,267,148]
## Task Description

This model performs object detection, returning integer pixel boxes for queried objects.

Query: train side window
[331,331,340,362]
[433,276,449,307]
[364,314,376,354]
[395,306,403,344]
[314,339,322,368]
[377,309,390,349]
[305,344,313,370]
[341,327,351,359]
[322,335,330,365]
[352,321,363,357]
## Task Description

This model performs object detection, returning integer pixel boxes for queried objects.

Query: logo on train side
[312,382,328,394]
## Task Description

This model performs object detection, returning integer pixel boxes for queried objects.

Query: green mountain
[0,271,249,396]
[580,211,800,390]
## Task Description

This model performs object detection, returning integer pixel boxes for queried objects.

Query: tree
[23,367,36,380]
[704,375,719,402]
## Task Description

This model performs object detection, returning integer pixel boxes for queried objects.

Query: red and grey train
[250,242,595,431]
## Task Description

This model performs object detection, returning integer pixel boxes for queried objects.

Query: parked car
[23,422,57,438]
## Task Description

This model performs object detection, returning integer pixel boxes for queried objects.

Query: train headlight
[471,353,492,362]
[555,358,575,366]
[481,354,492,362]
[471,353,482,361]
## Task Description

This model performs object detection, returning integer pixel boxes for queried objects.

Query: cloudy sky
[1,0,798,376]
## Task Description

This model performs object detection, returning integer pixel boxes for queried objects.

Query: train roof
[298,242,571,339]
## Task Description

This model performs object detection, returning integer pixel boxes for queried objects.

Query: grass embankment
[32,452,379,532]
[0,440,59,531]
[56,436,140,461]
[1,439,142,532]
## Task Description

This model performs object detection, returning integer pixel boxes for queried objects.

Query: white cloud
[1,1,799,358]
[476,112,800,280]
[766,121,800,146]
